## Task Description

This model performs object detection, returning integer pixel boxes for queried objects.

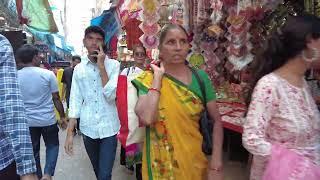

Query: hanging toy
[139,22,161,36]
[210,0,223,24]
[139,35,159,49]
[141,0,159,14]
[139,0,160,50]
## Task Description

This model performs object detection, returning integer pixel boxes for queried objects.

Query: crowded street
[40,130,247,180]
[2,1,320,180]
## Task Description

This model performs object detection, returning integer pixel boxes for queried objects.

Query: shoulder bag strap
[190,67,207,109]
[126,67,131,76]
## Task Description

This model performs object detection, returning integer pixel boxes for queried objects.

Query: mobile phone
[90,51,98,63]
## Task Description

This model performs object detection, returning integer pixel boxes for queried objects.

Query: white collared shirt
[68,56,120,139]
[120,66,144,76]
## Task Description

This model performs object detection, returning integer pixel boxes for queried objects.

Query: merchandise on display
[119,0,320,132]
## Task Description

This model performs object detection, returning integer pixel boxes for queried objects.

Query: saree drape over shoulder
[132,71,208,180]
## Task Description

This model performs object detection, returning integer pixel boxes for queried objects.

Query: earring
[302,47,319,62]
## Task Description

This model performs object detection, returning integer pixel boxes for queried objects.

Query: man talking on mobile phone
[64,26,120,180]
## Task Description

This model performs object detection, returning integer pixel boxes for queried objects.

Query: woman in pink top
[242,14,320,180]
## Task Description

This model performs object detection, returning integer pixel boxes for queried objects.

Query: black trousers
[0,162,19,180]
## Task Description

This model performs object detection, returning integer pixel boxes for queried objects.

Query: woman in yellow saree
[133,24,224,180]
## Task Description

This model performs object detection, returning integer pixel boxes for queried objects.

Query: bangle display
[148,87,161,94]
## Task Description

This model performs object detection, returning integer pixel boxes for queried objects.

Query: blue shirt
[18,67,59,127]
[0,35,36,175]
[69,56,120,139]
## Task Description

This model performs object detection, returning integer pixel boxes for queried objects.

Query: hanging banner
[91,9,121,45]
[16,0,58,32]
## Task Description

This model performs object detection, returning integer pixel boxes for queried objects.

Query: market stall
[115,1,319,135]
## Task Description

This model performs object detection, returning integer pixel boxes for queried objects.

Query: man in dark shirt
[61,55,81,107]
[61,55,81,132]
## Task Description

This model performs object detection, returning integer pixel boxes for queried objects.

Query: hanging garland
[139,0,161,49]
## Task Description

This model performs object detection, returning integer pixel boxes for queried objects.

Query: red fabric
[116,75,129,146]
[124,18,143,50]
[120,10,129,25]
[109,36,118,59]
[222,121,243,133]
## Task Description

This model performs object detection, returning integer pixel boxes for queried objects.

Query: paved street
[40,130,133,180]
[40,130,248,180]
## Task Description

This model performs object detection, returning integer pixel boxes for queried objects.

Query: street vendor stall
[117,0,319,163]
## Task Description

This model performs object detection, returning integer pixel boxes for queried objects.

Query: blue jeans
[29,124,59,179]
[83,135,117,180]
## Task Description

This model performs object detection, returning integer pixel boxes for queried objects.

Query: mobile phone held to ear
[90,51,98,63]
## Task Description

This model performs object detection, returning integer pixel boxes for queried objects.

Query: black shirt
[61,67,74,107]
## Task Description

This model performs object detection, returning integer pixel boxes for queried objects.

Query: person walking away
[64,26,120,180]
[16,44,67,180]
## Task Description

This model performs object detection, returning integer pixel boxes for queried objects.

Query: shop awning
[90,8,121,44]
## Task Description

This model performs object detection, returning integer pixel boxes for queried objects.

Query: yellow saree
[55,68,64,122]
[132,71,208,180]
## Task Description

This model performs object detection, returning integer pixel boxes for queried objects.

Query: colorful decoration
[141,0,159,14]
[210,0,224,24]
[139,35,159,49]
[139,0,161,50]
[133,0,310,105]
[139,23,161,36]
[189,53,206,69]
[141,12,160,25]
[125,18,144,50]
[196,0,211,26]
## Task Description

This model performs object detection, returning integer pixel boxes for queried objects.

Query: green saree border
[164,71,204,103]
[146,127,153,180]
[131,69,203,103]
[131,79,149,95]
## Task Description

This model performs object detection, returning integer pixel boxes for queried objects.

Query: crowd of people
[1,13,320,180]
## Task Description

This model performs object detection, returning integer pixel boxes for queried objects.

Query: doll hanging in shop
[188,47,206,69]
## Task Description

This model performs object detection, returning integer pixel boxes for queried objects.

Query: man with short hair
[0,35,38,180]
[61,55,81,108]
[16,44,67,180]
[61,56,81,132]
[64,26,120,180]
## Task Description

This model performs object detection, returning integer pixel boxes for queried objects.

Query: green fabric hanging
[22,0,58,32]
